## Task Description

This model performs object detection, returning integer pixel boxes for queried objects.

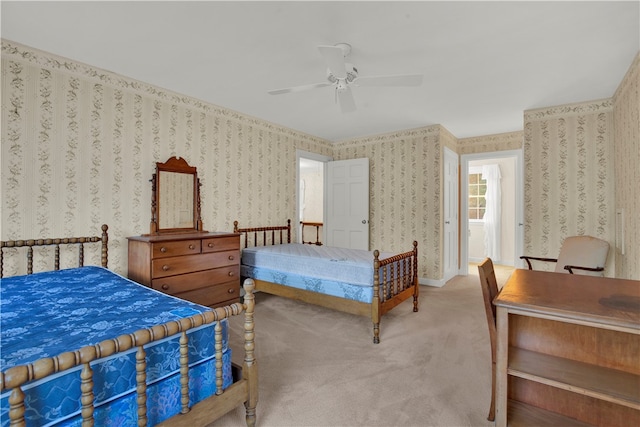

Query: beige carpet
[211,264,514,427]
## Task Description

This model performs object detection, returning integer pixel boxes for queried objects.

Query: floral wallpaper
[523,100,616,276]
[612,53,640,280]
[1,40,333,276]
[333,126,443,280]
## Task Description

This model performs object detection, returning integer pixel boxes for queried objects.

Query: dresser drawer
[152,250,240,278]
[152,266,239,295]
[202,236,240,253]
[207,249,240,268]
[170,281,240,308]
[152,239,201,258]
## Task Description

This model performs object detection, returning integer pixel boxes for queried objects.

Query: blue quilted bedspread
[0,266,232,426]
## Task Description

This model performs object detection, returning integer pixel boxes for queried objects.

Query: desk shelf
[507,400,593,427]
[508,347,640,410]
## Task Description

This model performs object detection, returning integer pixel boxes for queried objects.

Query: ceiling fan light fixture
[327,64,358,85]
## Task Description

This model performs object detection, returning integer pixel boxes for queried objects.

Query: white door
[325,158,370,250]
[443,148,459,281]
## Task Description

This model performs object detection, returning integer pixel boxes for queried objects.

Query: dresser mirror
[150,156,203,234]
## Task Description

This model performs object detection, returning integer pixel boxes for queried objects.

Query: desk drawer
[202,236,239,253]
[152,240,200,258]
[151,266,239,295]
[152,250,240,278]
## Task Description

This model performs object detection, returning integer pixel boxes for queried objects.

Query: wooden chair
[520,235,609,276]
[478,258,499,422]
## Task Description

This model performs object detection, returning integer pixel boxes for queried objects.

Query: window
[468,170,487,221]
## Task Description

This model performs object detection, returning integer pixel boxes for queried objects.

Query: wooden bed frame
[233,220,419,343]
[0,225,258,427]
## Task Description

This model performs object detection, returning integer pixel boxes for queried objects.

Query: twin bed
[233,220,419,344]
[0,225,257,427]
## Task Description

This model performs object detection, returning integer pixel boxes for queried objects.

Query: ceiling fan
[268,43,423,113]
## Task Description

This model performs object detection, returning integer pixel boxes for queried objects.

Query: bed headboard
[233,220,291,248]
[0,224,109,277]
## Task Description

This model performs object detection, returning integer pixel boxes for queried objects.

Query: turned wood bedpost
[7,386,26,427]
[196,177,203,231]
[150,174,158,234]
[80,362,95,426]
[214,321,224,396]
[286,219,291,243]
[26,246,33,275]
[54,244,61,270]
[179,331,190,414]
[242,279,258,427]
[412,241,419,312]
[372,250,381,344]
[135,344,148,426]
[101,224,109,268]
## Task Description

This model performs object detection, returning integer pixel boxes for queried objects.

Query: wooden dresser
[127,231,240,308]
[494,269,640,427]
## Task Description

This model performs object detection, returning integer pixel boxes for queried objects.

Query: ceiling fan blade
[268,82,333,95]
[337,87,356,113]
[354,74,423,87]
[318,45,347,79]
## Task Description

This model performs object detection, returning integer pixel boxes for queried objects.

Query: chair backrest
[555,235,609,276]
[478,258,499,360]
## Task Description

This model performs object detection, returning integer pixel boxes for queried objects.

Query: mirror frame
[150,156,204,234]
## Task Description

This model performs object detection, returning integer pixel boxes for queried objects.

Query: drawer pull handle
[160,247,167,253]
[228,288,235,294]
[189,244,195,250]
[208,242,214,248]
[162,284,169,290]
[228,255,234,260]
[228,271,234,277]
[162,265,170,271]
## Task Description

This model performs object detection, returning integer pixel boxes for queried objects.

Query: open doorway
[296,150,332,245]
[460,149,523,275]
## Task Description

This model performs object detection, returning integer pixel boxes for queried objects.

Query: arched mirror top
[150,156,204,234]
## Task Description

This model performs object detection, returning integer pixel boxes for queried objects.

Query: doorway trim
[296,150,332,243]
[460,149,524,275]
[443,147,459,282]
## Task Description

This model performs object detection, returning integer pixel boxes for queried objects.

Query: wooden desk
[494,269,640,426]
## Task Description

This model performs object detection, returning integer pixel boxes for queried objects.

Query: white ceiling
[2,1,639,142]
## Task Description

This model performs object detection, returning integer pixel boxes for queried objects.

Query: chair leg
[488,361,496,421]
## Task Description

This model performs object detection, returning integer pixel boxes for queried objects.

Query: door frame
[460,149,524,275]
[296,150,332,243]
[443,147,459,282]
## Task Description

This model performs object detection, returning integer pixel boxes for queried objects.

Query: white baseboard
[419,277,447,288]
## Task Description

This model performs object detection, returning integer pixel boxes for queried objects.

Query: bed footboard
[0,279,258,427]
[372,240,419,343]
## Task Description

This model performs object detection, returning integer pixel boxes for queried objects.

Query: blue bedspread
[0,266,232,426]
